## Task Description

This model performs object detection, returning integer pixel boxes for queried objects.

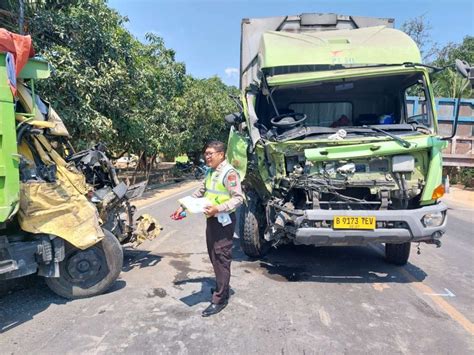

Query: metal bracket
[0,237,18,274]
[380,190,389,210]
[312,190,320,209]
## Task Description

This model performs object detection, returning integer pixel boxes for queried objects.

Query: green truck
[0,51,123,299]
[226,14,471,264]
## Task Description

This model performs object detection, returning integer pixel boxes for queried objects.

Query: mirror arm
[441,95,461,141]
[262,75,279,116]
[441,80,469,141]
[229,94,244,112]
[404,62,444,74]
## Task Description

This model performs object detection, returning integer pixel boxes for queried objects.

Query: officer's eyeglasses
[204,151,222,157]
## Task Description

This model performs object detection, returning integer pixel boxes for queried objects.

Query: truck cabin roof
[258,26,421,79]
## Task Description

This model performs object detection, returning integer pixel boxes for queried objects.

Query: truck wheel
[385,242,411,265]
[239,192,269,258]
[45,229,123,299]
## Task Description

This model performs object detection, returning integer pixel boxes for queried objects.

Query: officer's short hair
[205,141,225,153]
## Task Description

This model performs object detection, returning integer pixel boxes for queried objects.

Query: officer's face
[204,148,225,169]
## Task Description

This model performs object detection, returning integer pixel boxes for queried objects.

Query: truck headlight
[422,212,445,227]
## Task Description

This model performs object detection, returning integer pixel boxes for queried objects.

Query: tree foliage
[173,76,239,160]
[401,14,439,63]
[401,15,472,98]
[0,0,238,159]
[431,36,473,98]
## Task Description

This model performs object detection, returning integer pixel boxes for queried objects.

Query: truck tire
[45,229,123,299]
[385,242,411,265]
[239,192,269,258]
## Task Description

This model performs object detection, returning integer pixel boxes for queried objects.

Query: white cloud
[224,67,239,78]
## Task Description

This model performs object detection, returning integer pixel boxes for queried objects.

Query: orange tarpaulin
[0,28,35,95]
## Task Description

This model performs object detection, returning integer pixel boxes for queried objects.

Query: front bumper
[291,203,447,246]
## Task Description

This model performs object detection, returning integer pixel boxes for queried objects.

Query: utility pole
[19,0,24,34]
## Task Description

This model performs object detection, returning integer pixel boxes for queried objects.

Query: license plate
[333,216,376,230]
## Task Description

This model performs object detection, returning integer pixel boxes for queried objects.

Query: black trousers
[206,212,236,304]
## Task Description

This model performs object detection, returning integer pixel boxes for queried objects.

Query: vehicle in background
[114,154,138,169]
[175,158,209,179]
[226,14,471,265]
[193,158,209,179]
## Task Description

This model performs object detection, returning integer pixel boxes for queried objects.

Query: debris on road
[131,214,163,247]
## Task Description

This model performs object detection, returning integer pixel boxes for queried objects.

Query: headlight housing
[392,155,414,172]
[422,211,445,227]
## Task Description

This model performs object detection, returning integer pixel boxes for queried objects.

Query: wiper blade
[363,125,412,148]
[345,124,415,133]
[274,126,336,142]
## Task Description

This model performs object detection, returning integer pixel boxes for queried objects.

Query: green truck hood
[259,26,421,70]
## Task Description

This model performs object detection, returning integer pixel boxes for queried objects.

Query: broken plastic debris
[337,163,356,174]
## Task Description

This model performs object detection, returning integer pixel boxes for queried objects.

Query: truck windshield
[255,71,434,138]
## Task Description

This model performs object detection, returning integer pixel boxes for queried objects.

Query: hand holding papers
[178,196,212,214]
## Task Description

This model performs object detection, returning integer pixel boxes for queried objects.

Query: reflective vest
[204,163,235,210]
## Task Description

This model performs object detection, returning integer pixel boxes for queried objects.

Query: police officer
[172,141,244,317]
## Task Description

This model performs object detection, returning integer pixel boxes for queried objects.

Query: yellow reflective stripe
[206,189,229,196]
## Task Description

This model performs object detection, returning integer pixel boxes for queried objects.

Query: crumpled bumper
[291,203,448,246]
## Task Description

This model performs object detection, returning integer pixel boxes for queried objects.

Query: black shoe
[202,302,228,317]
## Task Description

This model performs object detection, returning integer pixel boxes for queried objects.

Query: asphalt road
[1,185,473,354]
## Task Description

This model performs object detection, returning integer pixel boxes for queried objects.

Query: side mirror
[455,59,470,78]
[224,112,243,125]
[455,59,474,88]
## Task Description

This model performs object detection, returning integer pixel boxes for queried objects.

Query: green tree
[0,0,238,160]
[401,15,472,98]
[173,76,239,161]
[431,36,473,98]
[401,14,439,63]
[27,2,188,153]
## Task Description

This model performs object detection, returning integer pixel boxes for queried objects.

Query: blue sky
[109,0,473,87]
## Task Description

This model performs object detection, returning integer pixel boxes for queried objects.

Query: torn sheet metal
[131,214,162,247]
[18,180,104,250]
[17,138,104,250]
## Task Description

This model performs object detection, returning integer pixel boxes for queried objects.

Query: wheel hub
[67,249,102,281]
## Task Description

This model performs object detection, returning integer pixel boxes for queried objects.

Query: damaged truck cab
[0,37,123,298]
[228,14,466,265]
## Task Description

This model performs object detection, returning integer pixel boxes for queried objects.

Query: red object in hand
[171,211,186,220]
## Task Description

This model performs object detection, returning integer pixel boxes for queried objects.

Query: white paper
[178,196,212,213]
